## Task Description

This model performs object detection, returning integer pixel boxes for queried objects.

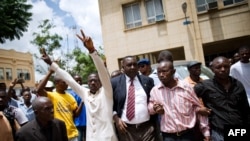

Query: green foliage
[70,48,97,83]
[31,19,63,56]
[0,0,32,43]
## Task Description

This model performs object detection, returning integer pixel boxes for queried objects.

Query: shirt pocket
[176,97,193,116]
[207,92,224,106]
[230,93,242,106]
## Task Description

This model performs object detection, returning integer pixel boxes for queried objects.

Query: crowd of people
[0,29,250,141]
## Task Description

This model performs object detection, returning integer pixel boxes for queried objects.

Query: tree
[0,0,32,43]
[69,46,106,83]
[31,19,65,74]
[31,19,63,56]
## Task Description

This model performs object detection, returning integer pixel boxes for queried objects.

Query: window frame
[0,68,4,80]
[17,69,23,79]
[123,2,142,29]
[196,0,218,13]
[145,0,165,23]
[5,68,12,80]
[223,0,245,6]
[22,69,30,80]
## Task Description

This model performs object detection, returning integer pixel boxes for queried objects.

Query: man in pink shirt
[148,60,210,141]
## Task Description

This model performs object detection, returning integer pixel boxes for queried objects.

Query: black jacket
[194,77,250,130]
[111,73,154,118]
[16,118,68,141]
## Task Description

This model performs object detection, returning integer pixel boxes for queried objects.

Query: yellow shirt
[47,91,78,139]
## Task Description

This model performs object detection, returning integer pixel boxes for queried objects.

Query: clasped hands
[153,103,164,114]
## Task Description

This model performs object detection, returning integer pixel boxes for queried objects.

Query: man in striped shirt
[148,60,210,141]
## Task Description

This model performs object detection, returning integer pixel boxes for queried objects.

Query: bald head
[210,56,230,80]
[32,96,54,122]
[211,56,229,69]
[157,60,176,87]
[32,97,51,111]
[158,60,174,70]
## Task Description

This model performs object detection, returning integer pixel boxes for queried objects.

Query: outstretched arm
[36,69,54,97]
[41,47,87,101]
[76,30,112,98]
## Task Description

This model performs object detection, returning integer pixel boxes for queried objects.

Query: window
[196,0,218,12]
[0,68,4,80]
[123,3,142,29]
[223,0,245,6]
[6,68,12,80]
[23,69,30,80]
[17,69,23,79]
[145,0,164,23]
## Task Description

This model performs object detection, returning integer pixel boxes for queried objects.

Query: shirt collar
[125,74,138,83]
[157,79,189,91]
[186,76,203,85]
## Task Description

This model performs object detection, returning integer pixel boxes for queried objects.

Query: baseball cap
[187,61,202,69]
[137,58,150,65]
[45,81,54,88]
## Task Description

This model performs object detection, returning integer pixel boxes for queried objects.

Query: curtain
[124,4,141,28]
[155,0,164,16]
[146,0,154,18]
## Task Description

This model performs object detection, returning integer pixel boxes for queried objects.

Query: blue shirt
[8,98,19,107]
[18,102,35,121]
[68,89,87,127]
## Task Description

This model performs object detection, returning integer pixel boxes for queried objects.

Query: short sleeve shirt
[47,91,78,139]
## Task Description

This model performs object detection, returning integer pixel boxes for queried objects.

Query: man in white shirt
[230,45,250,104]
[41,30,118,141]
[112,56,159,141]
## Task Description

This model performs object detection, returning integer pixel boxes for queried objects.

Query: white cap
[46,81,54,88]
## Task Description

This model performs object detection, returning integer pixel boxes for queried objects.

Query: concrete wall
[98,0,250,73]
[0,49,35,88]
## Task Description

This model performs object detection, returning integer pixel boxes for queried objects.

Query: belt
[126,120,151,129]
[162,128,193,137]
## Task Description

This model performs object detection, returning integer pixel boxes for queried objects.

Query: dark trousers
[162,129,195,141]
[117,120,157,141]
[192,122,204,141]
[77,126,86,141]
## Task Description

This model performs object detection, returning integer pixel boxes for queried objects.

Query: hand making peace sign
[76,29,96,53]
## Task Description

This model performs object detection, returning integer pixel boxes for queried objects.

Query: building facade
[98,0,250,72]
[0,49,35,89]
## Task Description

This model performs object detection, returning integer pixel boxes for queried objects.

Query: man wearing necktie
[111,56,159,141]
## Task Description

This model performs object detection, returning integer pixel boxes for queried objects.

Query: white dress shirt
[121,75,150,124]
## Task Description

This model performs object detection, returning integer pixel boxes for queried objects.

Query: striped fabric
[148,80,210,137]
[126,80,135,120]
